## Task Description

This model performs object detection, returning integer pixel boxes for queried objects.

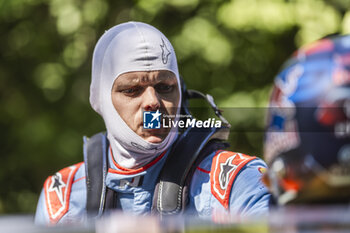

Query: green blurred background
[1,0,350,214]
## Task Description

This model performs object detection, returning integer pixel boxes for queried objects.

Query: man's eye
[121,87,141,95]
[156,84,174,93]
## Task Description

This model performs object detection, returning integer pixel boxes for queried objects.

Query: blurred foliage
[0,0,349,214]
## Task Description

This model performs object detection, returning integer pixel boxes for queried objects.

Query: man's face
[111,70,180,143]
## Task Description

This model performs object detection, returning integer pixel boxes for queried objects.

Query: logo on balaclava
[160,38,171,64]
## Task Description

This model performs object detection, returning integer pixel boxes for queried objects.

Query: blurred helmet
[264,35,350,205]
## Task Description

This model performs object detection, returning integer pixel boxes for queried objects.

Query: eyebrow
[116,73,177,87]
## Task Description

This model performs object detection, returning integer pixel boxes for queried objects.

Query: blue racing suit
[35,138,270,225]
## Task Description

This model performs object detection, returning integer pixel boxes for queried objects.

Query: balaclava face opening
[90,22,182,169]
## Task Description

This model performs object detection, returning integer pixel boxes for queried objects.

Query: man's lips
[144,128,160,133]
[139,123,167,137]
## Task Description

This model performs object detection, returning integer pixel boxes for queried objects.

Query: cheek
[111,94,125,116]
[163,94,180,114]
[112,95,141,129]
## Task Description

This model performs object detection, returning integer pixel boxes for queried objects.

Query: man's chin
[144,135,164,143]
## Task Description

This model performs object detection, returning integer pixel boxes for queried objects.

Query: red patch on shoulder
[44,162,83,224]
[211,151,256,209]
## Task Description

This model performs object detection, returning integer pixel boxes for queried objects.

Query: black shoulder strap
[152,126,229,216]
[83,132,109,218]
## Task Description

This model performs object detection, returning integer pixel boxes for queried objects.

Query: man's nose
[143,86,160,111]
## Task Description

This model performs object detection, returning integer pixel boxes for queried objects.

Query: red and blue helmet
[264,35,350,205]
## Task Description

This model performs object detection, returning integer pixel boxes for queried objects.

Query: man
[263,35,350,205]
[35,22,269,225]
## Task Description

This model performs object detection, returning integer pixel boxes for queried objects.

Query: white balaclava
[90,22,182,169]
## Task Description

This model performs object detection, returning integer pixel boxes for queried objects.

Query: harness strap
[152,126,229,216]
[84,132,109,217]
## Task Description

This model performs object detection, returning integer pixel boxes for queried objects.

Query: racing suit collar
[108,146,168,177]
